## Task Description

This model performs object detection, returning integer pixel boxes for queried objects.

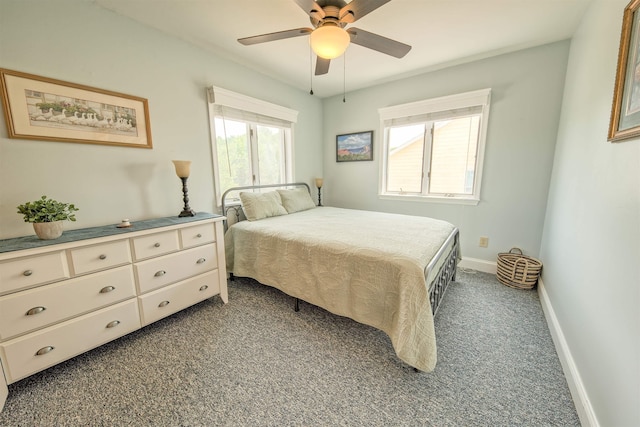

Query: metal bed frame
[221,182,458,316]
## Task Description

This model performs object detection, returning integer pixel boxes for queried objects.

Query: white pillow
[239,191,288,221]
[277,187,316,213]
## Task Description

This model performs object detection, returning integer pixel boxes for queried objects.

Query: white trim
[378,88,491,121]
[537,278,599,427]
[458,257,496,274]
[379,194,479,206]
[207,86,298,124]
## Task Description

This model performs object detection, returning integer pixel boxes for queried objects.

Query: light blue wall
[322,42,570,261]
[0,0,323,239]
[540,1,639,425]
[2,1,637,424]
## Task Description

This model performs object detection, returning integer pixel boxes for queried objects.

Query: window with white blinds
[207,86,298,205]
[378,89,491,204]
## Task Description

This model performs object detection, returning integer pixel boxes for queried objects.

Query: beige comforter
[224,206,456,372]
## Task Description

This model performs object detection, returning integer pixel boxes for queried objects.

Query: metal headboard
[221,182,311,230]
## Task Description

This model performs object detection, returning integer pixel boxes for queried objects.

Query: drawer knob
[23,270,33,277]
[99,254,107,260]
[106,320,121,328]
[158,300,170,308]
[199,285,208,291]
[196,233,202,238]
[26,306,46,316]
[100,286,116,294]
[196,258,206,264]
[154,270,166,277]
[154,243,161,248]
[35,346,55,356]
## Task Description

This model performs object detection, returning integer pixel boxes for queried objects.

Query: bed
[222,183,459,372]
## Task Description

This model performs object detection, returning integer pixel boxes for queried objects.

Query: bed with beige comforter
[224,206,457,372]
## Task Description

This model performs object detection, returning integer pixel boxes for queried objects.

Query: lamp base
[178,209,196,217]
[178,177,195,218]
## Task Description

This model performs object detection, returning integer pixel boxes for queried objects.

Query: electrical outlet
[479,236,489,248]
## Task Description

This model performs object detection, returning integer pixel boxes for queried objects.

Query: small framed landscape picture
[336,130,373,162]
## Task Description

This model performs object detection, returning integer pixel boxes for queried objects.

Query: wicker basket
[496,248,542,290]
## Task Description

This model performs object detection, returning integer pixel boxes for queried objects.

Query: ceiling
[94,0,592,98]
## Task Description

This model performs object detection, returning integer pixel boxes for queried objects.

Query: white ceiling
[94,0,592,98]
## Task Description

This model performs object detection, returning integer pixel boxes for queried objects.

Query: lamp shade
[315,178,324,188]
[172,160,191,178]
[310,25,350,59]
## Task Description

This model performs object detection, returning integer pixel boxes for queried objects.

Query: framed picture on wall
[336,130,373,162]
[609,0,640,142]
[0,68,152,148]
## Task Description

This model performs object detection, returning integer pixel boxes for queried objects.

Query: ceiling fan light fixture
[310,24,350,59]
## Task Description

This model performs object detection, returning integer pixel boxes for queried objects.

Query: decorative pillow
[277,187,316,213]
[239,191,288,221]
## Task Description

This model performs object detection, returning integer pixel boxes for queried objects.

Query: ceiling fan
[238,0,411,76]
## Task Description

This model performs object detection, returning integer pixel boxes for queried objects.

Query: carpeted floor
[0,269,580,426]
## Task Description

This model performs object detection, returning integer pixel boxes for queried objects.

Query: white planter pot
[33,221,64,240]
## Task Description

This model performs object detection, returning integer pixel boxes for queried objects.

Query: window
[207,87,298,205]
[379,89,491,204]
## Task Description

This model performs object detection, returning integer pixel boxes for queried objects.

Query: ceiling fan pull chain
[309,45,314,95]
[343,51,347,103]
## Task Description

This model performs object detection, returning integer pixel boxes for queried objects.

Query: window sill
[378,193,480,206]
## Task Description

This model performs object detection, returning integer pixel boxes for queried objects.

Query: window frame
[378,88,491,205]
[207,86,297,207]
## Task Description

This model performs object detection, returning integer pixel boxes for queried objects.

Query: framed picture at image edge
[336,130,373,162]
[0,68,152,148]
[609,0,640,142]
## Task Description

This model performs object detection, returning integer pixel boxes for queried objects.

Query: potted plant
[17,195,79,240]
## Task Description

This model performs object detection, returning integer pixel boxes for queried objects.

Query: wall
[0,0,323,239]
[322,41,570,262]
[540,0,640,425]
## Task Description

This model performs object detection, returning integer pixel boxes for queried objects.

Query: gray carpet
[0,269,580,426]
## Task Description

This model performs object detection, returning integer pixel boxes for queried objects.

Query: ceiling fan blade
[346,27,411,58]
[315,57,330,75]
[293,0,326,20]
[339,0,391,23]
[238,28,313,45]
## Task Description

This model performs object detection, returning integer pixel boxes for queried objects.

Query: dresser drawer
[138,270,220,326]
[0,252,69,296]
[0,299,140,383]
[134,244,218,294]
[180,223,215,249]
[131,230,180,261]
[0,265,136,341]
[69,240,131,275]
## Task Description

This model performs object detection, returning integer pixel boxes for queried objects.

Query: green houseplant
[17,195,79,239]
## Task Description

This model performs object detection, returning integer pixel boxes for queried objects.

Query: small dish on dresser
[116,219,132,228]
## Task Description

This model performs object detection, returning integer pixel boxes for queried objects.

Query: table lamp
[172,160,196,217]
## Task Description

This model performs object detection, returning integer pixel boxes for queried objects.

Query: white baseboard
[458,257,496,274]
[537,278,599,427]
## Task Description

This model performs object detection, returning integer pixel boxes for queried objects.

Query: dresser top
[0,212,221,254]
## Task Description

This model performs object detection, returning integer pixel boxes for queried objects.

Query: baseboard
[458,257,496,274]
[537,278,599,427]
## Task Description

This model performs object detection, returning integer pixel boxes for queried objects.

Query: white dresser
[0,213,227,411]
